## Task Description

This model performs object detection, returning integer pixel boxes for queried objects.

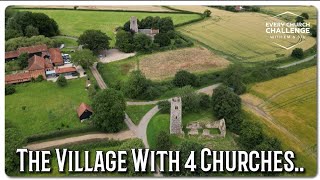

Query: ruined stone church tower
[170,97,183,134]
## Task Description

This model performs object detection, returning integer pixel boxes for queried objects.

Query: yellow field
[261,6,317,25]
[139,47,230,80]
[242,66,317,176]
[173,6,316,62]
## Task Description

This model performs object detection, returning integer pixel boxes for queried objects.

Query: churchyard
[5,5,317,177]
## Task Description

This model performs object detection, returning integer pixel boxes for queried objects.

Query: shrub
[238,121,263,150]
[310,25,317,37]
[178,86,201,114]
[155,131,171,151]
[301,12,309,19]
[291,48,304,59]
[56,75,67,87]
[223,64,246,95]
[124,70,153,100]
[5,85,16,95]
[199,94,211,109]
[166,30,176,39]
[173,70,199,87]
[203,9,212,17]
[5,128,25,175]
[154,33,171,47]
[157,100,170,114]
[35,75,44,82]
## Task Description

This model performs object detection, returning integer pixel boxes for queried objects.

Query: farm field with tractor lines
[174,6,316,62]
[242,66,317,176]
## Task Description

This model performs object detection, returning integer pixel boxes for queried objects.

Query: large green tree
[173,70,199,87]
[115,30,135,53]
[238,121,264,150]
[92,89,126,132]
[71,49,97,69]
[211,85,241,119]
[25,25,39,37]
[78,30,111,54]
[133,33,152,52]
[223,64,246,95]
[154,33,171,47]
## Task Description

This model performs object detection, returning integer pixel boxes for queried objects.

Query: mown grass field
[5,78,90,137]
[52,36,78,47]
[126,105,155,125]
[175,6,316,62]
[19,8,200,46]
[242,66,317,176]
[147,110,238,150]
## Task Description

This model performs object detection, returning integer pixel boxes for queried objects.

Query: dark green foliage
[199,94,211,109]
[310,25,317,37]
[238,121,264,150]
[92,89,126,132]
[133,33,152,52]
[158,17,174,33]
[5,127,25,175]
[115,30,135,53]
[25,126,99,143]
[5,35,62,51]
[5,11,59,40]
[291,48,304,59]
[78,30,110,54]
[56,75,67,87]
[225,112,243,134]
[124,70,159,100]
[223,64,246,95]
[155,131,171,151]
[5,85,16,95]
[25,25,39,37]
[178,86,201,114]
[203,9,212,17]
[138,16,174,33]
[154,33,171,47]
[295,16,304,23]
[157,100,171,114]
[211,85,241,119]
[71,49,97,69]
[35,75,44,82]
[256,136,282,151]
[169,140,204,176]
[17,53,28,69]
[173,70,199,87]
[166,30,176,39]
[300,12,309,19]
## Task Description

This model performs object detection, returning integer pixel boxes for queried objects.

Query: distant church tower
[130,16,138,33]
[170,97,183,134]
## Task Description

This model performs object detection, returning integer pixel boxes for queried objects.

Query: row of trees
[6,11,59,40]
[123,16,174,33]
[5,35,62,51]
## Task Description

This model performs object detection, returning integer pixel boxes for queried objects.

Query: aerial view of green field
[4,4,317,177]
[175,6,316,62]
[17,8,201,45]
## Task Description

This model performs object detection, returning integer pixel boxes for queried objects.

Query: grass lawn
[242,66,317,176]
[175,6,316,62]
[126,104,155,125]
[52,36,78,47]
[147,110,238,150]
[5,78,90,137]
[19,8,201,46]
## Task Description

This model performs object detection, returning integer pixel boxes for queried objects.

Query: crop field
[242,66,317,176]
[175,6,316,62]
[139,47,230,80]
[19,8,200,46]
[5,78,90,137]
[98,47,229,85]
[260,6,317,25]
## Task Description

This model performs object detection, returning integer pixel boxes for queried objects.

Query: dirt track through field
[26,130,136,150]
